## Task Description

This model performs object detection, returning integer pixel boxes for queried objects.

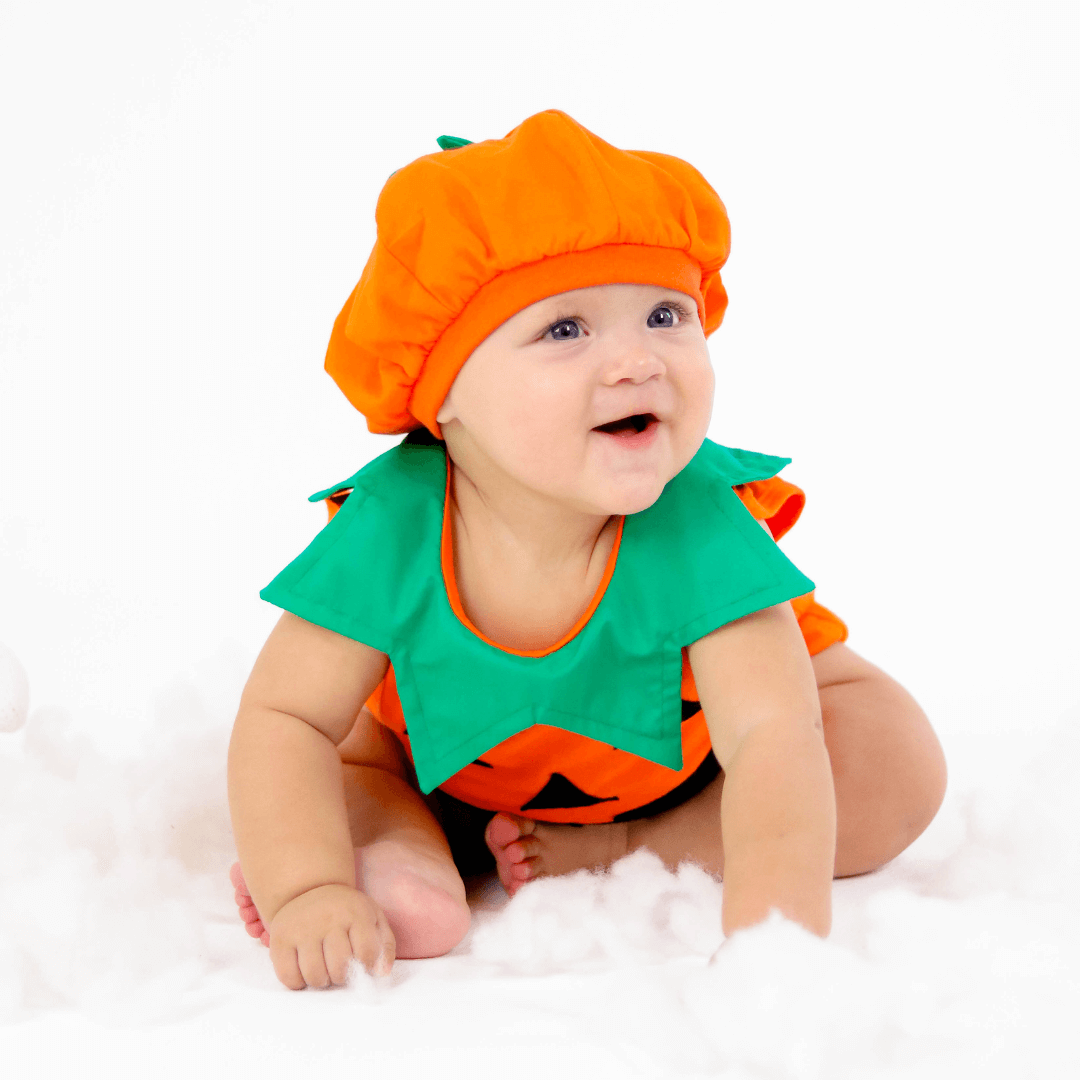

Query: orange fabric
[325,490,351,519]
[323,109,731,438]
[734,477,806,542]
[349,473,848,823]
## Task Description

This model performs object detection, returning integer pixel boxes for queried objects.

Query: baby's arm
[687,601,836,938]
[227,612,395,987]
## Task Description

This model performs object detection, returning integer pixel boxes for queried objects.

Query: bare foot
[230,839,471,960]
[231,861,269,947]
[483,813,629,898]
[355,836,471,958]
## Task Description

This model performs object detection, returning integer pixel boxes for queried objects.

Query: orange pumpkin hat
[325,109,732,438]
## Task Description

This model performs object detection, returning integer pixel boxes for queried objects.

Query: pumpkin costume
[262,432,847,829]
[260,108,848,857]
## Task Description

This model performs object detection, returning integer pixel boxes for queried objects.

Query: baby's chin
[582,423,702,512]
[584,449,693,515]
[583,473,672,517]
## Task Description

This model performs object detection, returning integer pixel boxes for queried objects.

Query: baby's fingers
[350,907,395,977]
[270,942,307,991]
[296,939,332,989]
[322,927,356,986]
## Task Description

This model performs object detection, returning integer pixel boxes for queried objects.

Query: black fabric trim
[431,789,500,877]
[431,750,722,878]
[402,427,446,447]
[520,773,619,811]
[611,750,720,822]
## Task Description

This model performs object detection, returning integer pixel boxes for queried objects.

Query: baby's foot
[484,813,630,898]
[229,840,471,960]
[355,836,472,959]
[230,862,269,947]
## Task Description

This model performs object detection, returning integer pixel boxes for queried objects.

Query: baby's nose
[604,348,666,384]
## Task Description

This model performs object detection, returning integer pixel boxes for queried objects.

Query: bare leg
[343,764,471,956]
[486,643,948,892]
[233,712,471,958]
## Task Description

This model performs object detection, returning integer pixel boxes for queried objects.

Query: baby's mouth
[592,413,658,437]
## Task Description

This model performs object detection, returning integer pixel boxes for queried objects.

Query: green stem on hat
[388,135,473,179]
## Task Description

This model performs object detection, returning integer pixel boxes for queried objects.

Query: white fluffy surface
[1,656,1078,1077]
[0,644,29,733]
[2,2,1078,1077]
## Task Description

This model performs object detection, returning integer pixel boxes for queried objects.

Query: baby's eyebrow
[535,296,692,323]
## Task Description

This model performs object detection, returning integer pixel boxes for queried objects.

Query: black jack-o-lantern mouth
[593,413,658,435]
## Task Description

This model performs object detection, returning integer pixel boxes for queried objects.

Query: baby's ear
[436,388,457,425]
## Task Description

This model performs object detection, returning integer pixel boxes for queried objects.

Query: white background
[1,2,1078,1076]
[2,1,1077,748]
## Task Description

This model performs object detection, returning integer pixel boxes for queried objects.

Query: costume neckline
[439,461,625,658]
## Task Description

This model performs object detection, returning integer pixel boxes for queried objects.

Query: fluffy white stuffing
[1,654,1078,1075]
[0,644,29,733]
[0,663,237,1024]
[467,850,724,974]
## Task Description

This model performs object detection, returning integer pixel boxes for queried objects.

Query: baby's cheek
[503,399,582,465]
[516,434,582,491]
[677,374,714,460]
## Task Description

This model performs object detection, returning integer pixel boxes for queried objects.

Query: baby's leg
[232,709,470,959]
[487,642,947,891]
[342,763,471,957]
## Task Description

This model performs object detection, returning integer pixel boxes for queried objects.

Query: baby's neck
[448,459,613,576]
[447,460,619,652]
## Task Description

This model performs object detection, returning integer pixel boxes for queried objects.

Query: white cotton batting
[0,666,239,1021]
[0,643,29,734]
[468,848,723,976]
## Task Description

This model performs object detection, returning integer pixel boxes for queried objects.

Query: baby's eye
[647,303,690,328]
[546,317,583,342]
[542,301,692,342]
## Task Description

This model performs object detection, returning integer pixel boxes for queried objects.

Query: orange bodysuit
[326,474,847,825]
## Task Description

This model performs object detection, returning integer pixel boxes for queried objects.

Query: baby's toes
[484,814,545,896]
[239,904,268,942]
[231,861,270,946]
[484,813,522,849]
[485,812,539,851]
[238,901,261,926]
[243,914,269,942]
[508,857,536,882]
[503,856,538,897]
[504,835,542,862]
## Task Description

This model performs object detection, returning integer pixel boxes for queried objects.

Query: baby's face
[436,282,714,516]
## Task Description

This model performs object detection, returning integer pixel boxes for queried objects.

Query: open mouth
[592,413,658,437]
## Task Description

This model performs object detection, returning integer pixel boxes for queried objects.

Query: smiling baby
[227,110,947,991]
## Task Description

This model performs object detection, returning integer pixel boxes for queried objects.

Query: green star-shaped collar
[262,436,813,793]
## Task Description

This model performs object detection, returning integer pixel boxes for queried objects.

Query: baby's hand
[267,883,395,989]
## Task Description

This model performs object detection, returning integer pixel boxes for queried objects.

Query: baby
[227,110,948,991]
